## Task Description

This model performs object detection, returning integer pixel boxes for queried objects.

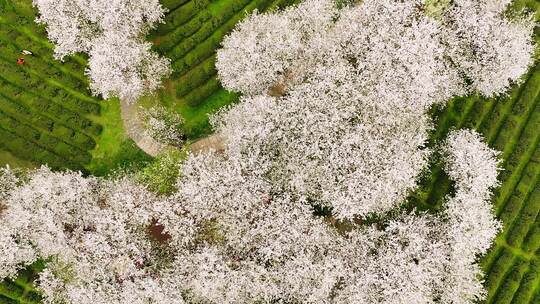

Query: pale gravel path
[120,100,225,156]
[120,100,169,157]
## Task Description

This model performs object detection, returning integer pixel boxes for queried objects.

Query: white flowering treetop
[32,0,171,101]
[215,0,533,218]
[0,0,534,302]
[140,105,186,147]
[443,0,535,96]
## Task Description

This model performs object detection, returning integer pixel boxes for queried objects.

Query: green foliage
[88,139,153,177]
[136,149,186,195]
[0,261,44,304]
[406,4,540,301]
[0,0,150,176]
[5,0,540,302]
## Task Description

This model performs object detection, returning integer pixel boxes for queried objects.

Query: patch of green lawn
[85,99,153,176]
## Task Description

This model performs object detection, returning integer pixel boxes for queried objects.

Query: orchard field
[2,0,540,303]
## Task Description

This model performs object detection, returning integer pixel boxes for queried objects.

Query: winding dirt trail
[119,100,169,157]
[119,100,225,156]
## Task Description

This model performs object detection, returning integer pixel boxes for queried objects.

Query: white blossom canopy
[0,0,534,302]
[32,0,171,101]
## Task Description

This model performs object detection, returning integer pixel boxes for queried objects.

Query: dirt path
[120,100,225,156]
[120,100,169,157]
[189,133,226,153]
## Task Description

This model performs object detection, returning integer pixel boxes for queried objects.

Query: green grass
[85,99,153,176]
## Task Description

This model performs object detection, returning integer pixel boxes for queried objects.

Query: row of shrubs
[183,77,221,107]
[0,62,100,116]
[0,93,96,150]
[171,0,277,76]
[490,258,529,304]
[485,249,515,293]
[0,260,44,303]
[0,110,92,165]
[0,125,84,171]
[161,0,192,11]
[153,10,211,53]
[507,259,540,304]
[0,6,101,170]
[0,79,102,136]
[0,34,87,92]
[175,56,216,97]
[167,0,253,62]
[507,183,540,246]
[155,0,210,35]
[522,220,540,254]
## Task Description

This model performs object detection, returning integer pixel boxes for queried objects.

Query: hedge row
[167,0,253,61]
[183,77,221,106]
[509,259,540,304]
[0,126,81,170]
[0,39,86,92]
[171,0,276,76]
[0,78,103,135]
[0,110,92,165]
[0,94,96,150]
[490,259,528,304]
[505,179,540,247]
[154,11,211,53]
[522,222,540,254]
[156,0,210,35]
[175,56,216,97]
[0,67,99,117]
[485,249,515,293]
[0,280,24,300]
[161,0,192,10]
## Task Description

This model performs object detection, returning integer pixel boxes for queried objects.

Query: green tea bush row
[521,218,540,255]
[507,184,540,247]
[171,0,276,75]
[31,98,102,136]
[499,193,527,225]
[485,249,515,293]
[157,0,210,35]
[155,11,211,53]
[175,56,216,97]
[161,0,192,10]
[0,280,24,300]
[167,0,252,61]
[0,94,95,150]
[0,69,98,117]
[0,110,92,164]
[39,134,92,165]
[0,85,101,139]
[509,259,540,304]
[490,259,528,304]
[0,126,71,170]
[0,295,17,304]
[183,77,221,106]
